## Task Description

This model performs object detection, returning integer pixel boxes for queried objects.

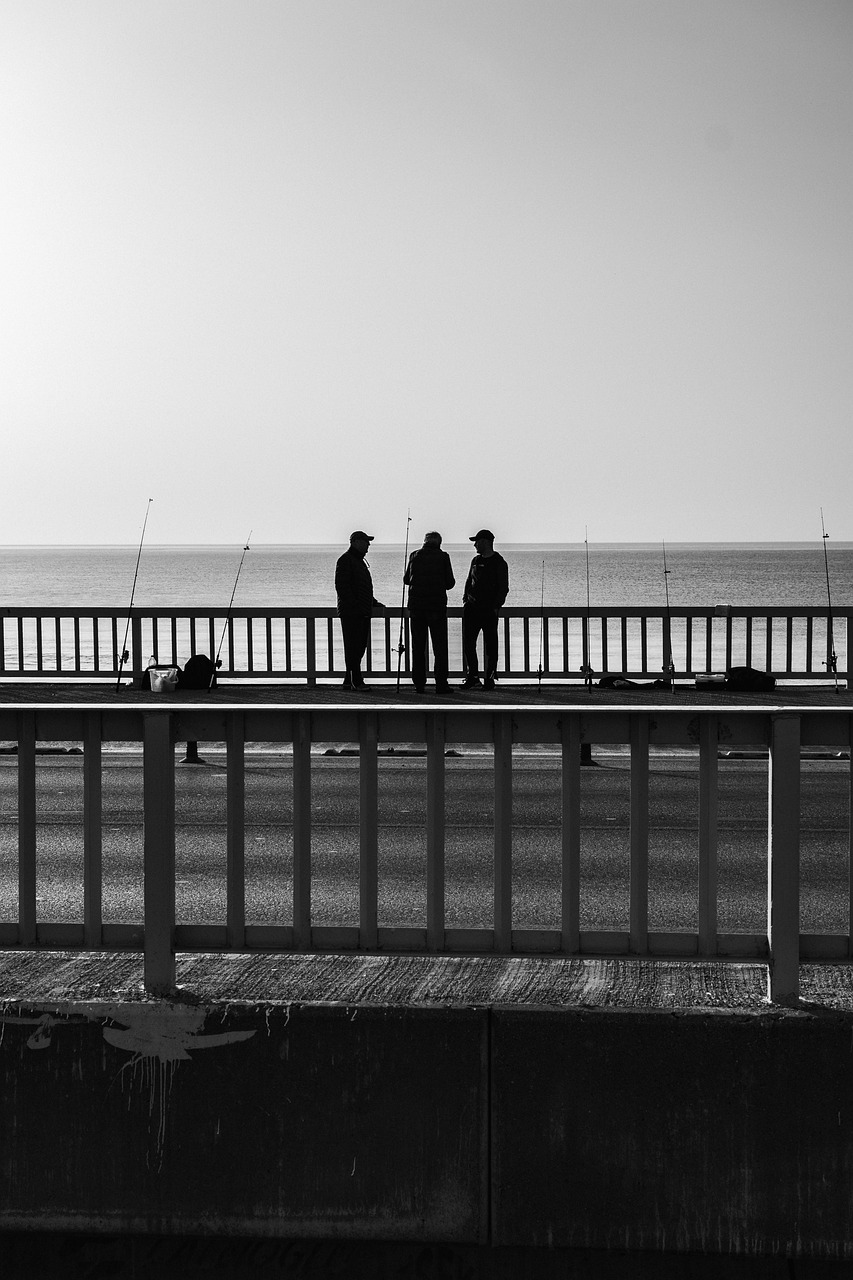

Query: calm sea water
[1,542,851,609]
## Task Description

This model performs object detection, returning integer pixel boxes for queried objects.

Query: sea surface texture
[1,542,850,609]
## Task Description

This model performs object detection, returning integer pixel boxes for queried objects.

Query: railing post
[226,713,245,949]
[629,714,649,953]
[426,713,446,950]
[359,712,378,949]
[494,713,513,952]
[698,714,718,955]
[293,711,312,948]
[768,713,801,1003]
[83,713,103,949]
[561,713,581,953]
[143,712,176,994]
[17,711,36,947]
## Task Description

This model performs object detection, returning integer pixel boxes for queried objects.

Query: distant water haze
[1,543,851,610]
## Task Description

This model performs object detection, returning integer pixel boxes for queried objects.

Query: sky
[2,0,852,545]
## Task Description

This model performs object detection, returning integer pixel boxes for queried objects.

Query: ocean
[1,542,851,610]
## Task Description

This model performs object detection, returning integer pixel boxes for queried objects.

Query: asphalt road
[0,749,849,935]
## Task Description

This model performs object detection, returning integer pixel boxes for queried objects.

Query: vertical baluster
[621,617,628,674]
[503,615,510,676]
[247,617,254,673]
[768,714,800,1002]
[786,617,793,675]
[698,715,718,955]
[494,713,513,952]
[359,713,378,948]
[226,713,245,949]
[629,714,649,953]
[266,618,273,675]
[306,617,316,686]
[0,617,5,672]
[293,711,312,948]
[765,616,773,675]
[561,712,581,953]
[523,616,530,676]
[805,615,814,675]
[83,713,103,948]
[208,617,216,660]
[227,617,235,671]
[640,617,648,674]
[143,712,176,993]
[55,617,62,673]
[724,615,732,672]
[543,615,550,673]
[36,618,44,672]
[171,617,178,665]
[285,617,292,674]
[326,617,335,677]
[685,616,693,675]
[600,616,609,673]
[562,617,569,679]
[110,616,118,671]
[745,616,753,669]
[426,714,446,950]
[190,618,198,658]
[17,617,24,673]
[132,616,143,677]
[705,616,712,672]
[582,615,590,679]
[17,711,36,946]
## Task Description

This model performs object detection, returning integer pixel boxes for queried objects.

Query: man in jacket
[403,531,455,694]
[335,531,384,690]
[460,529,509,691]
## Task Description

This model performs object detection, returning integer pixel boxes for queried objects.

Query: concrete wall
[2,998,853,1257]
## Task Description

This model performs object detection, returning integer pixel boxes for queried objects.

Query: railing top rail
[1,604,851,619]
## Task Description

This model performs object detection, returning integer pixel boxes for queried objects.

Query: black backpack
[178,654,217,690]
[725,666,776,693]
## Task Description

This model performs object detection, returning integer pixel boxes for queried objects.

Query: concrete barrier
[4,993,853,1259]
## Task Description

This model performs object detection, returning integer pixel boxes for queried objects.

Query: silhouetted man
[335,531,384,690]
[403,531,455,694]
[460,529,509,691]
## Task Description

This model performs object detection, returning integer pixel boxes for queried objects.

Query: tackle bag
[177,654,217,690]
[725,666,776,693]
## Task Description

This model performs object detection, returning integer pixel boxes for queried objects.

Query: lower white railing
[1,703,851,1002]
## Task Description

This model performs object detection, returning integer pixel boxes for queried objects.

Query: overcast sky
[2,1,852,545]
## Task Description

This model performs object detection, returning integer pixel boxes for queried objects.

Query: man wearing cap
[403,531,455,694]
[335,531,384,690]
[460,529,509,691]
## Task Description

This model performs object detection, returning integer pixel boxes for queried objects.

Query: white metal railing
[0,703,851,1002]
[0,605,850,684]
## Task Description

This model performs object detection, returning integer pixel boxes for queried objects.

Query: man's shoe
[459,677,482,690]
[483,678,496,691]
[341,680,356,690]
[414,685,425,694]
[434,684,453,694]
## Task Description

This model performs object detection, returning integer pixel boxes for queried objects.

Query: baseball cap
[350,531,374,542]
[469,529,495,542]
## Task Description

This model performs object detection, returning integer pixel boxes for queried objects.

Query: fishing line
[581,528,594,690]
[662,540,675,689]
[213,531,252,687]
[396,510,412,691]
[820,508,839,693]
[116,498,153,690]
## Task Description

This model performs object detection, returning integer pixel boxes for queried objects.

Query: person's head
[349,530,373,557]
[470,528,495,556]
[424,531,442,547]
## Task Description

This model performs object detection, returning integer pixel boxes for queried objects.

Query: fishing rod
[662,540,675,689]
[116,498,153,690]
[821,508,839,693]
[212,531,252,687]
[395,510,412,691]
[581,528,594,690]
[537,558,545,690]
